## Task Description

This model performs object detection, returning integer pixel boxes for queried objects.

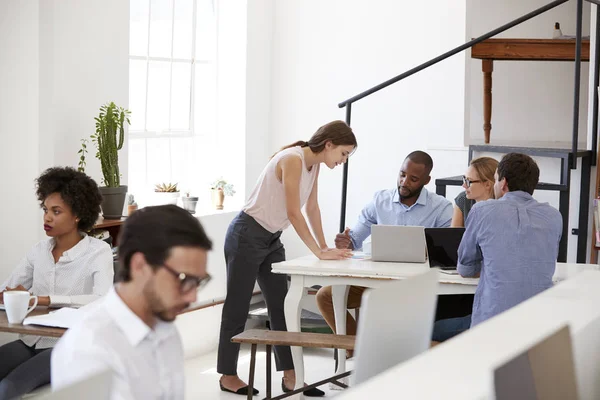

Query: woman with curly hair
[0,167,114,399]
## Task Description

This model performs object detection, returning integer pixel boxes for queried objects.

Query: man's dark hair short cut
[497,153,540,195]
[406,151,434,175]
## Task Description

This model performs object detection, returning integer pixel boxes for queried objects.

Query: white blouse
[1,234,114,348]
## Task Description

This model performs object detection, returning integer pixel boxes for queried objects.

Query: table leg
[332,285,350,376]
[483,59,493,144]
[284,275,306,399]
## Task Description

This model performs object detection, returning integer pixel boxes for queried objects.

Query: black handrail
[592,3,600,166]
[572,0,584,168]
[338,0,569,107]
[339,104,351,233]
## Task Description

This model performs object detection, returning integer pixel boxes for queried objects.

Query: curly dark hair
[36,167,103,232]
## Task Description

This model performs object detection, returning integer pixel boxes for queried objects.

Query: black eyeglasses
[462,176,482,188]
[160,263,211,293]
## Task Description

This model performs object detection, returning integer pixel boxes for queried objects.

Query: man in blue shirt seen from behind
[432,153,562,343]
[316,151,453,346]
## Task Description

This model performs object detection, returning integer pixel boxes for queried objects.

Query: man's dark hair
[116,205,213,282]
[405,151,434,176]
[497,153,539,195]
[36,167,103,232]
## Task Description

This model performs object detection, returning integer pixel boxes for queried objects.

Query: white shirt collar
[47,233,90,262]
[104,286,175,347]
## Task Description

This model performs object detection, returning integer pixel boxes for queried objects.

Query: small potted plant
[210,178,235,210]
[181,191,199,214]
[154,182,180,205]
[127,194,138,215]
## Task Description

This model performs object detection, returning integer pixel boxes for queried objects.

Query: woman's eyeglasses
[160,263,212,293]
[462,176,482,188]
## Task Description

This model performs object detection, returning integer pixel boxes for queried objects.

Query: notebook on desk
[425,227,465,272]
[371,225,426,263]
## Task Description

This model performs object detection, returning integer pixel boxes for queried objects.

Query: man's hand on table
[335,227,354,250]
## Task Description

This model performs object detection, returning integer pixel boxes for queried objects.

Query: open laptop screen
[424,228,465,269]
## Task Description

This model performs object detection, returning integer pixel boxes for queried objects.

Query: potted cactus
[91,102,131,219]
[210,178,235,210]
[181,192,199,214]
[154,182,180,205]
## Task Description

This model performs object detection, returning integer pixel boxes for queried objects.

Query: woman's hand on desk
[318,248,353,260]
[0,285,29,303]
[0,286,50,306]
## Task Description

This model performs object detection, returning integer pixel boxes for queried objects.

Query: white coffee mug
[4,291,38,324]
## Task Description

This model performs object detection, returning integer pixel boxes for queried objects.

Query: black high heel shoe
[219,380,259,396]
[281,378,325,397]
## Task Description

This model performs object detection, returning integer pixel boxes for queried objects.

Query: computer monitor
[425,228,465,270]
[494,325,578,400]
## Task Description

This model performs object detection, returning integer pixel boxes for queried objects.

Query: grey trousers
[0,340,51,400]
[217,212,293,375]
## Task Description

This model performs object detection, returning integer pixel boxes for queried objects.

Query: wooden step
[232,329,355,350]
[469,143,591,159]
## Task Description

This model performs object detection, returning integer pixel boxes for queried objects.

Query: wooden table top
[0,308,66,338]
[93,217,126,229]
[471,38,590,61]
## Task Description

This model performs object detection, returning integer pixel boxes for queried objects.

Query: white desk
[272,255,478,397]
[272,257,596,398]
[335,265,600,399]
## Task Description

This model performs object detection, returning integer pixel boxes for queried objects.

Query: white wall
[0,1,41,280]
[466,0,591,145]
[176,211,236,358]
[0,0,129,282]
[267,0,469,256]
[38,0,130,181]
[245,0,274,199]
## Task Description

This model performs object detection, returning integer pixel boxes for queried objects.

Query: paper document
[351,251,367,259]
[438,269,459,275]
[23,307,82,329]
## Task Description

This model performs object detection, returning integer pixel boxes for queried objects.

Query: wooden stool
[232,329,355,399]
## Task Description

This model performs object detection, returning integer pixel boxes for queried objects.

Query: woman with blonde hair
[451,156,499,227]
[218,120,357,396]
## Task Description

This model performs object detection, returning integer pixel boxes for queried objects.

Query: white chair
[353,269,439,385]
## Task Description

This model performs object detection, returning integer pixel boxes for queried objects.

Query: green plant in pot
[91,102,131,219]
[154,182,180,205]
[210,178,235,210]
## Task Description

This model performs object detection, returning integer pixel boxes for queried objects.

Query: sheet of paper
[23,307,81,329]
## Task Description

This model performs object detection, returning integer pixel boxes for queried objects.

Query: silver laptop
[371,225,426,263]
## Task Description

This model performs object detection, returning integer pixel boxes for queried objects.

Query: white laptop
[371,225,426,263]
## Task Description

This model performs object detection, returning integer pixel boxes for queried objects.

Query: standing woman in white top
[218,120,357,396]
[0,167,114,399]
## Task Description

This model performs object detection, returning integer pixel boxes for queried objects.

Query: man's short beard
[398,185,424,201]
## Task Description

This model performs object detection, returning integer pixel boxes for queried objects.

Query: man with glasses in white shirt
[51,205,212,399]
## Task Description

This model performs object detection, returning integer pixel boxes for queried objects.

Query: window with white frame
[128,0,217,205]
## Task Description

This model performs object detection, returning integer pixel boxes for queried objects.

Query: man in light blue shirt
[432,153,562,342]
[316,151,452,342]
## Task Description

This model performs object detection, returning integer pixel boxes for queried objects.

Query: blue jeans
[432,315,472,342]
